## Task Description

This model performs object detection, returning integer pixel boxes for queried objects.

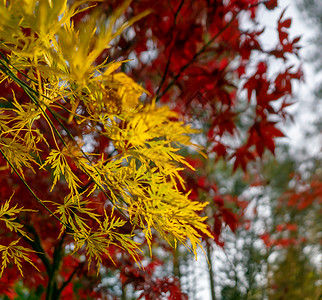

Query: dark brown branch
[156,1,269,101]
[58,263,83,294]
[155,0,186,98]
[18,221,52,275]
[156,14,239,101]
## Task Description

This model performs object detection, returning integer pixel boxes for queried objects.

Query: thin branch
[156,14,239,101]
[0,147,73,231]
[156,1,268,101]
[155,0,185,98]
[58,263,83,294]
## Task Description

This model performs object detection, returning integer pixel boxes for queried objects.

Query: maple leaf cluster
[0,0,306,299]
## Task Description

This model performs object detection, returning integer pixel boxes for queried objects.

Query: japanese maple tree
[0,0,304,299]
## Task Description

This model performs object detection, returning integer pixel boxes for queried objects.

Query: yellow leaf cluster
[0,0,213,276]
[0,194,38,277]
[0,239,40,278]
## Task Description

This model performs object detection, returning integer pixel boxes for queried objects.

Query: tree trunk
[46,277,60,300]
[173,247,182,282]
[207,242,216,300]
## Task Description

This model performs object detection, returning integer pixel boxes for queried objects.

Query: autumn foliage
[0,0,309,299]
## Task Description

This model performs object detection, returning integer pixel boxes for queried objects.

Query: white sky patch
[259,1,322,157]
